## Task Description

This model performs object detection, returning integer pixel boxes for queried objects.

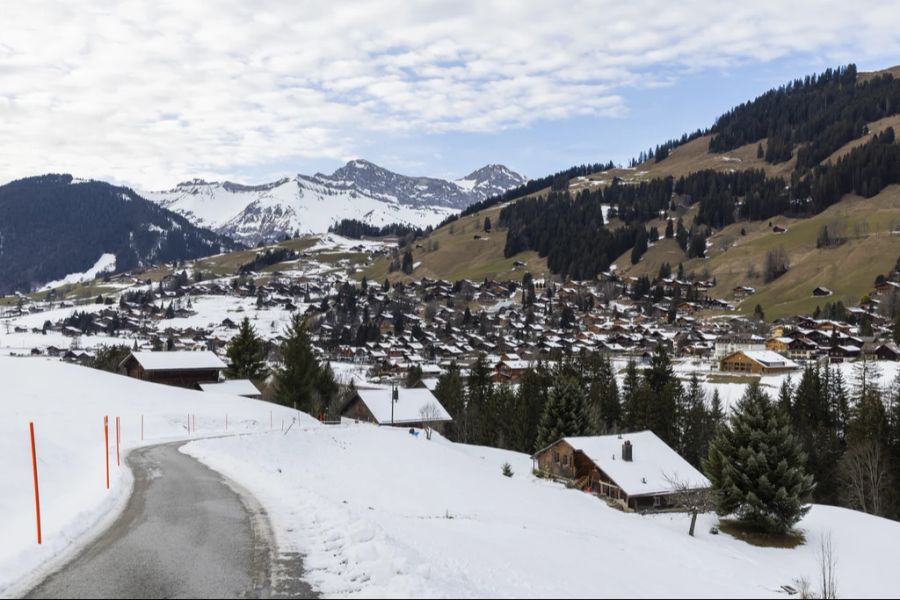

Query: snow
[0,357,309,596]
[2,355,899,598]
[185,423,900,598]
[199,379,261,397]
[129,350,226,371]
[563,431,709,496]
[353,388,452,424]
[41,254,117,291]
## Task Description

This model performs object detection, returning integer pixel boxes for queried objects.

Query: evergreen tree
[434,362,465,442]
[791,367,842,504]
[535,375,588,450]
[705,382,815,535]
[511,363,551,453]
[644,344,683,447]
[225,317,269,381]
[621,359,644,431]
[466,354,494,445]
[273,315,324,414]
[680,373,709,467]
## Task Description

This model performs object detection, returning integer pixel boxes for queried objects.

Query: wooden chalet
[719,350,798,375]
[120,351,226,390]
[533,431,709,512]
[341,387,453,433]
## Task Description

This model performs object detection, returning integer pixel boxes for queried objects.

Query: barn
[120,351,226,390]
[533,431,709,512]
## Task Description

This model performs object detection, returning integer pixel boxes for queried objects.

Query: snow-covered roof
[199,379,261,397]
[354,388,453,425]
[562,431,709,497]
[739,350,798,369]
[127,351,226,371]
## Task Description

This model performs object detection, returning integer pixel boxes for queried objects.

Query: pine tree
[466,354,494,445]
[434,362,465,442]
[621,359,643,431]
[705,382,815,535]
[511,364,551,453]
[535,375,588,451]
[644,344,682,447]
[273,315,323,413]
[680,373,709,467]
[791,366,842,504]
[225,317,269,381]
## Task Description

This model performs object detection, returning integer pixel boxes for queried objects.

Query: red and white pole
[29,422,42,545]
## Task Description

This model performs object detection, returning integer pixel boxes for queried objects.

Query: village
[0,238,898,520]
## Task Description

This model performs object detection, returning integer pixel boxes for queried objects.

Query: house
[812,286,833,297]
[495,354,529,383]
[719,350,798,375]
[714,334,766,359]
[341,387,453,433]
[120,351,226,390]
[199,379,262,399]
[533,431,710,512]
[875,343,900,361]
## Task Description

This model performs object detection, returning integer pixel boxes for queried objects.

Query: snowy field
[0,357,307,597]
[186,424,900,599]
[1,356,899,598]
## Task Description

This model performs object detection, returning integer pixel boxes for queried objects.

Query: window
[553,451,560,464]
[563,455,569,467]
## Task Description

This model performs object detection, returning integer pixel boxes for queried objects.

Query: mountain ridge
[145,160,526,245]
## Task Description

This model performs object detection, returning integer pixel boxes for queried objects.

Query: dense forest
[328,218,426,239]
[0,175,235,294]
[708,65,900,169]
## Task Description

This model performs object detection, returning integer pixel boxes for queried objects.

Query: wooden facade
[719,350,796,375]
[534,439,676,511]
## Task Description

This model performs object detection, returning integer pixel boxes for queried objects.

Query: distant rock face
[144,160,526,244]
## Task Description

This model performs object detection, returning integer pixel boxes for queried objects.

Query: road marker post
[116,416,121,467]
[29,422,42,545]
[104,416,109,490]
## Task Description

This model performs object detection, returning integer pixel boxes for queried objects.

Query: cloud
[0,0,897,187]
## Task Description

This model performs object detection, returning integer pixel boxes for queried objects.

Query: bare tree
[838,439,892,516]
[664,473,714,536]
[818,533,838,600]
[419,402,442,440]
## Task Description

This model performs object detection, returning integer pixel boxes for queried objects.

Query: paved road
[27,442,315,599]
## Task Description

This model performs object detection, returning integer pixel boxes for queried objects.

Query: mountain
[0,174,236,295]
[144,161,526,244]
[366,64,900,320]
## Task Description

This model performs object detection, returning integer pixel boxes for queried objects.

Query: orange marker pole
[104,416,109,490]
[116,417,121,467]
[30,422,42,545]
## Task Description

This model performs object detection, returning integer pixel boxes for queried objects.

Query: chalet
[812,286,833,297]
[341,387,453,433]
[719,350,798,375]
[199,379,262,399]
[495,354,529,383]
[533,431,709,512]
[828,345,861,363]
[120,351,226,390]
[875,343,900,361]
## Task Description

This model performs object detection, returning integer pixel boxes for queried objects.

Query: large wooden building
[533,431,709,512]
[120,351,226,390]
[719,350,798,375]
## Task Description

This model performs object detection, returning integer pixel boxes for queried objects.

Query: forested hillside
[0,175,235,294]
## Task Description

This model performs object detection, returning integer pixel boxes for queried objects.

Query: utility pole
[391,381,399,426]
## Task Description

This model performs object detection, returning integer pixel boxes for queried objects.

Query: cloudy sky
[1,1,899,188]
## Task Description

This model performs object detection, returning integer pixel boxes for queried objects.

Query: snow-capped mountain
[144,161,526,244]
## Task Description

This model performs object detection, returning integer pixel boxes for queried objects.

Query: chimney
[622,440,633,462]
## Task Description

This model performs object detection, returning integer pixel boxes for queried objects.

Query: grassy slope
[362,204,550,283]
